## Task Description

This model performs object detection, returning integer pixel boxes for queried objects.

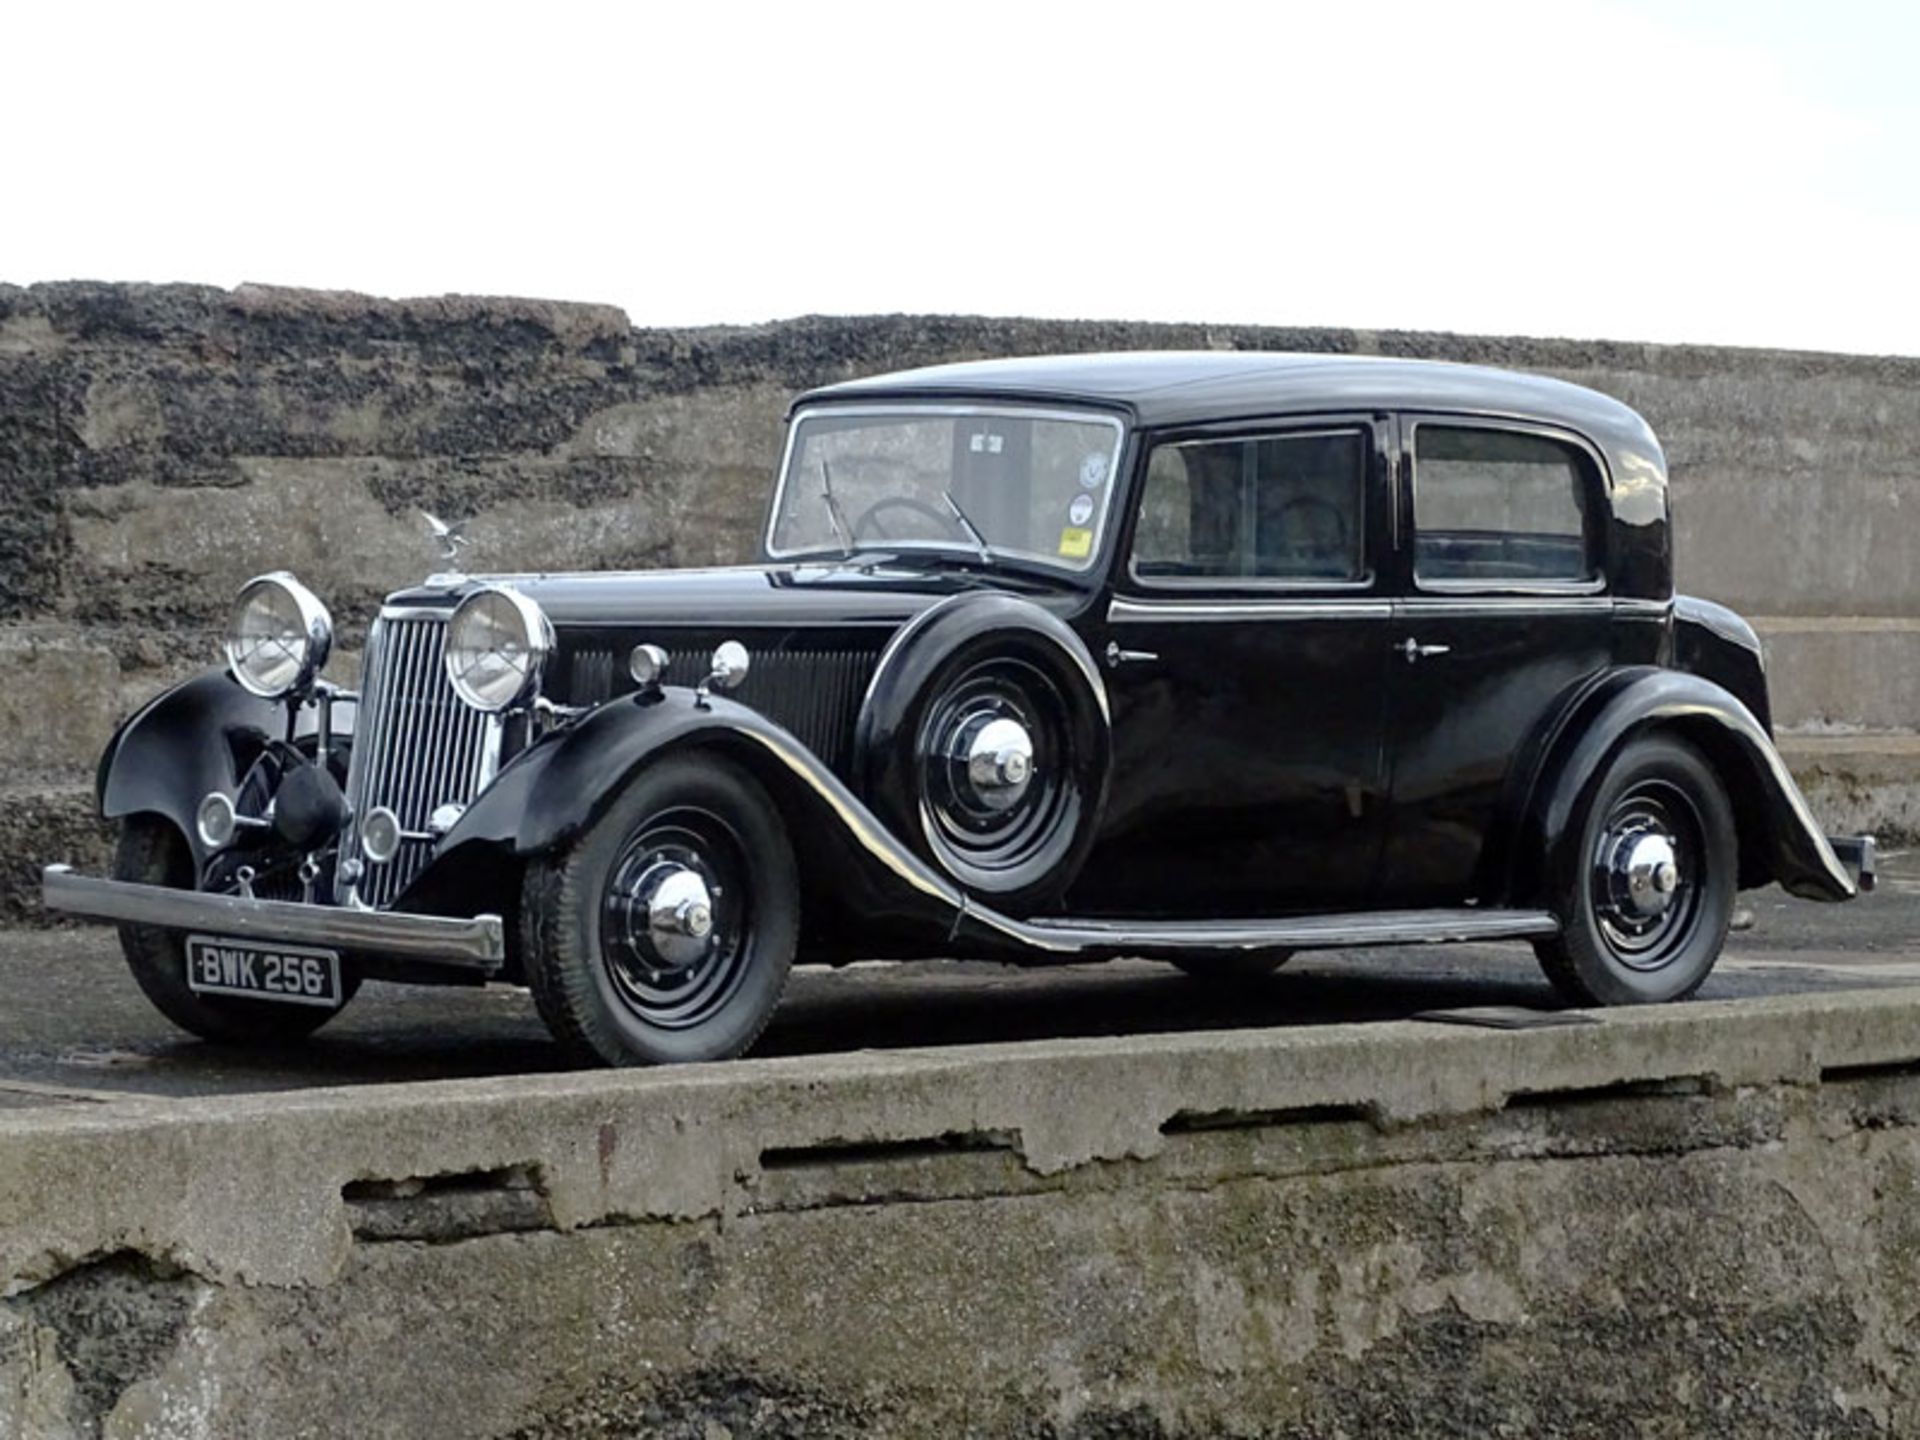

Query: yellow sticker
[1058,527,1093,558]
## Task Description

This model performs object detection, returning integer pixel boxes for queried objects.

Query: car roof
[795,351,1659,458]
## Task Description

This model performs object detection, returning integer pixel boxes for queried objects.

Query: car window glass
[769,409,1125,572]
[1131,428,1366,584]
[1414,427,1597,584]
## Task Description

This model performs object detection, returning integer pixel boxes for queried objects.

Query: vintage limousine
[46,352,1874,1064]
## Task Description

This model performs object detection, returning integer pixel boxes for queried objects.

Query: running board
[959,907,1561,961]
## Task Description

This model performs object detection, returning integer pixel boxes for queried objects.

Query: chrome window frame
[1125,423,1378,594]
[763,403,1129,576]
[1403,415,1611,597]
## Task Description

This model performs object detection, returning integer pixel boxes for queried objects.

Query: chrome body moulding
[42,865,505,970]
[965,908,1560,959]
[1108,597,1394,623]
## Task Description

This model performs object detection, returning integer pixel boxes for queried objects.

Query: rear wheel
[522,753,799,1066]
[1533,734,1736,1006]
[115,817,357,1043]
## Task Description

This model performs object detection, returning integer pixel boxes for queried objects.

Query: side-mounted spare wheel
[857,598,1111,915]
[114,816,359,1043]
[1533,733,1737,1006]
[522,752,799,1066]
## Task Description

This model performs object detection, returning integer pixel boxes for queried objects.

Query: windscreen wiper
[818,457,853,558]
[942,490,992,565]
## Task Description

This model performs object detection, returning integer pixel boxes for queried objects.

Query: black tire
[1167,952,1292,983]
[115,817,357,1043]
[521,752,799,1066]
[1533,734,1737,1006]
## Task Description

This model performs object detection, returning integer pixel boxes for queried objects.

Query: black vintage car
[46,353,1875,1064]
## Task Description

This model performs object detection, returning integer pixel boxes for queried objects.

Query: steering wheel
[851,495,963,544]
[1270,497,1352,574]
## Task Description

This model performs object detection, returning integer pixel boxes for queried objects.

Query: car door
[1069,416,1395,917]
[1381,414,1615,904]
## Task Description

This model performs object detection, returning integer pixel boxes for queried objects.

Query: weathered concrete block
[1784,733,1920,844]
[0,787,110,926]
[6,991,1920,1435]
[0,635,121,774]
[1760,617,1920,733]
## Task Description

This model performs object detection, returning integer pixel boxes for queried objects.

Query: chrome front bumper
[41,865,505,970]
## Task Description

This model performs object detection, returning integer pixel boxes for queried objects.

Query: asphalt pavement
[3,852,1915,1101]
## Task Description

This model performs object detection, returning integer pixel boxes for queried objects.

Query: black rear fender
[1507,667,1856,904]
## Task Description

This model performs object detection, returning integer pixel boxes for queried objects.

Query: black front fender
[431,688,973,945]
[1512,667,1857,904]
[97,670,291,871]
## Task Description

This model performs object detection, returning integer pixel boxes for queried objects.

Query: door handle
[1104,640,1159,669]
[1399,637,1451,663]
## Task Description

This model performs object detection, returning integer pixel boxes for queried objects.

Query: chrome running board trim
[42,865,505,970]
[967,907,1561,959]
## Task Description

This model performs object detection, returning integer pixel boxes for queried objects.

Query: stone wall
[6,988,1920,1437]
[3,282,1915,917]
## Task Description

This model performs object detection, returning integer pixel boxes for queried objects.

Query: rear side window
[1132,428,1367,584]
[1413,426,1599,586]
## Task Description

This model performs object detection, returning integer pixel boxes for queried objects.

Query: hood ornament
[421,512,471,566]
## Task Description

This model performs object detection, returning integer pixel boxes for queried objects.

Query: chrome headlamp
[443,585,553,712]
[223,573,333,700]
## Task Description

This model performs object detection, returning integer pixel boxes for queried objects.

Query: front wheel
[522,753,799,1066]
[1533,734,1736,1006]
[115,817,358,1043]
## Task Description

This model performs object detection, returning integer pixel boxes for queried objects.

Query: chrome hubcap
[916,655,1075,884]
[642,864,716,968]
[1614,831,1680,919]
[1590,784,1701,970]
[959,714,1035,811]
[601,811,751,1029]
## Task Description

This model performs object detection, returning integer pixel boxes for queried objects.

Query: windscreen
[767,407,1127,573]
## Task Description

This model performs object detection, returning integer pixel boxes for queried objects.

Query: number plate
[184,935,342,1007]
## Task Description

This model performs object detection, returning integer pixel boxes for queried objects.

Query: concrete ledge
[1758,617,1920,732]
[10,990,1920,1434]
[1780,732,1920,844]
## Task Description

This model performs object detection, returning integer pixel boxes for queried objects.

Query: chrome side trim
[41,866,505,970]
[986,908,1561,956]
[1108,597,1393,623]
[1397,595,1614,617]
[1613,597,1673,618]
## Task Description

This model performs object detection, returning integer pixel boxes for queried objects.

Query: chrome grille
[340,610,497,909]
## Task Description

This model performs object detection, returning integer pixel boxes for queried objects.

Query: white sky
[4,0,1916,356]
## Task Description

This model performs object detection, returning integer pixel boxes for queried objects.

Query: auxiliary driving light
[361,806,403,865]
[196,791,237,849]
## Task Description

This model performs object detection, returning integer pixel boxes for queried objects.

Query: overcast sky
[5,0,1915,356]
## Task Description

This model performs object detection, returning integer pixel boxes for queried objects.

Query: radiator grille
[665,647,873,777]
[558,643,876,778]
[340,611,496,909]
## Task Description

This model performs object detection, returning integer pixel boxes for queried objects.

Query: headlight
[223,573,333,699]
[444,586,552,712]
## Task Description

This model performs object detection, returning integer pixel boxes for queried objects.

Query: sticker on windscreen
[1058,527,1093,559]
[1079,453,1107,489]
[1068,493,1095,526]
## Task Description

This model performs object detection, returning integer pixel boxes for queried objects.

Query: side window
[1131,428,1367,584]
[1413,426,1599,586]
